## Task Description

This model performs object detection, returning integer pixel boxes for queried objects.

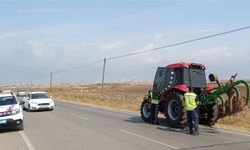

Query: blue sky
[0,0,249,85]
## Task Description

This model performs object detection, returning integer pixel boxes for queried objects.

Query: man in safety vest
[184,87,199,135]
[149,91,159,125]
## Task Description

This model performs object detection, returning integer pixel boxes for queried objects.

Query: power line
[107,26,250,60]
[53,59,104,74]
[28,25,250,84]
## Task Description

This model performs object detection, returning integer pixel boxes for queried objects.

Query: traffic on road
[0,90,54,132]
[1,97,250,150]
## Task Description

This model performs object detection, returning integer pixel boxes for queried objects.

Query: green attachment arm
[234,80,250,104]
[202,80,250,106]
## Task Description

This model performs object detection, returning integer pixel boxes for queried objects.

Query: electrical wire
[29,25,250,81]
[107,26,250,60]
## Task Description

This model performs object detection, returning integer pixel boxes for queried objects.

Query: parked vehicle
[16,90,27,104]
[24,92,54,111]
[141,62,249,127]
[0,93,24,130]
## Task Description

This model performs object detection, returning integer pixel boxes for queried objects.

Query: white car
[16,90,27,104]
[0,93,24,131]
[24,92,54,111]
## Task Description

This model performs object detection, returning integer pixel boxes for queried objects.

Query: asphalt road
[1,100,250,150]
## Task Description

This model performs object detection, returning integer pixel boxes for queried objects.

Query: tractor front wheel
[199,104,218,126]
[165,92,186,128]
[140,98,151,123]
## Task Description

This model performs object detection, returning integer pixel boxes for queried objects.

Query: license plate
[0,120,6,124]
[40,106,47,108]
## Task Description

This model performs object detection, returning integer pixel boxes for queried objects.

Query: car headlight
[31,101,38,105]
[50,100,54,105]
[11,108,20,115]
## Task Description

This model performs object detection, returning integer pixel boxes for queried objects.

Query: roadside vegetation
[216,109,250,132]
[45,83,250,132]
[47,83,148,111]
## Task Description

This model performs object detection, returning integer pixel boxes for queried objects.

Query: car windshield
[0,96,17,106]
[31,93,49,99]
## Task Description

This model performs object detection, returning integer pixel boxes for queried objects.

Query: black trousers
[187,109,199,133]
[150,104,159,123]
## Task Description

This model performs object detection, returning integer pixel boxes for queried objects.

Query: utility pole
[30,79,33,91]
[50,72,53,88]
[101,58,106,96]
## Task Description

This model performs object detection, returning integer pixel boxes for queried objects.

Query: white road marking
[120,129,178,149]
[71,113,89,120]
[217,128,250,137]
[19,131,36,150]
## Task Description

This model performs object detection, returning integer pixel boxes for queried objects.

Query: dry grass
[34,83,250,132]
[216,109,250,132]
[47,84,151,112]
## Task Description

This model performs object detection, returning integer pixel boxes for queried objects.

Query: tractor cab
[153,62,206,96]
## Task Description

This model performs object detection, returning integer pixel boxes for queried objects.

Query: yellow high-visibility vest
[150,92,159,104]
[184,92,197,111]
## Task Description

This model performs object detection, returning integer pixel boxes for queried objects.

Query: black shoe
[151,121,159,125]
[189,129,194,135]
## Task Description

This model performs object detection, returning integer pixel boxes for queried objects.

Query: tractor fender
[172,84,189,93]
[160,84,188,101]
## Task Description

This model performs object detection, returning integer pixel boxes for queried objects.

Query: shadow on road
[23,109,53,113]
[124,116,145,124]
[0,128,18,134]
[157,126,188,134]
[124,116,167,124]
[156,126,219,136]
[125,116,220,136]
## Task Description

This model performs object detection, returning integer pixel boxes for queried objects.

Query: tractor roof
[167,62,205,69]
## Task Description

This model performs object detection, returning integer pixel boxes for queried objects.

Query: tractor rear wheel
[165,92,186,128]
[140,98,151,123]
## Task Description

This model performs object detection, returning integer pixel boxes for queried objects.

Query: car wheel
[16,123,24,131]
[28,105,31,112]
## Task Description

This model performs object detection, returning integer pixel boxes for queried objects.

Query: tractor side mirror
[209,73,221,87]
[209,74,218,82]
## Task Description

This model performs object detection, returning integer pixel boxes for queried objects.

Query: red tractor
[140,62,249,127]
